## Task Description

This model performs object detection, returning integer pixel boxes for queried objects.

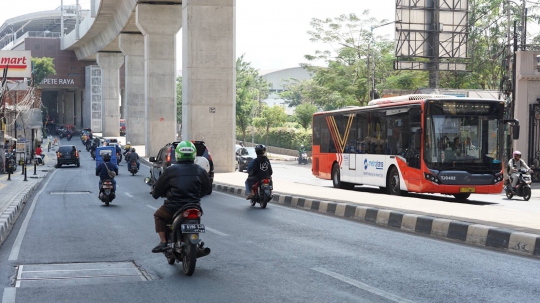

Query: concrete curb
[0,180,41,247]
[212,182,540,258]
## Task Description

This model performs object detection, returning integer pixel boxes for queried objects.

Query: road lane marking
[145,205,227,236]
[9,170,58,261]
[206,227,228,236]
[2,287,16,303]
[312,268,416,303]
[125,192,133,198]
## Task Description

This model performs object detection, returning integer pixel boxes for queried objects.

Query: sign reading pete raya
[0,50,32,78]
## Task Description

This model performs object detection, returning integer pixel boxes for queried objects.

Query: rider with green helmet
[151,140,211,253]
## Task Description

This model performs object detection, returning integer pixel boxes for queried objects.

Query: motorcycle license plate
[181,224,205,233]
[459,187,475,193]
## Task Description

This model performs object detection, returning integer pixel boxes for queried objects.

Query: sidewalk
[0,137,57,248]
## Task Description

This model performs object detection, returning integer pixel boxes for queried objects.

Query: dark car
[149,140,214,194]
[237,147,257,172]
[56,145,81,168]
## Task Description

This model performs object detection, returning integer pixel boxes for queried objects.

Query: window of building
[68,73,79,76]
[35,44,40,49]
[70,67,77,70]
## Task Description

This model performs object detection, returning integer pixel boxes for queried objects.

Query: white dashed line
[206,227,228,236]
[147,205,157,211]
[125,192,133,198]
[312,268,416,303]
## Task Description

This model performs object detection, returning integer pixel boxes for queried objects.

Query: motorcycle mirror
[144,177,153,186]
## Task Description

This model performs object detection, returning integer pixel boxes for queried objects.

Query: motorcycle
[67,133,72,141]
[34,155,45,165]
[117,152,122,165]
[505,167,532,201]
[249,178,273,209]
[99,179,115,206]
[5,151,17,171]
[144,178,211,276]
[91,149,96,160]
[129,161,138,175]
[298,152,308,165]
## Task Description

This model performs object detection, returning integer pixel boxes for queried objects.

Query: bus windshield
[424,101,502,172]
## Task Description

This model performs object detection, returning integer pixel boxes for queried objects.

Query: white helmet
[127,142,131,145]
[194,156,210,173]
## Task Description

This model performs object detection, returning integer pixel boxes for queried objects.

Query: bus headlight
[492,173,504,184]
[424,173,440,184]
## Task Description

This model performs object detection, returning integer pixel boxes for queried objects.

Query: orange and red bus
[311,94,507,200]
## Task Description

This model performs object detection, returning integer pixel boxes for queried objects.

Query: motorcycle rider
[123,142,132,156]
[126,148,140,172]
[151,141,211,253]
[508,151,530,192]
[96,153,118,194]
[245,144,273,200]
[299,144,306,161]
[90,142,97,157]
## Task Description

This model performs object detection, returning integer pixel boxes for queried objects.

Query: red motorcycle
[249,178,273,209]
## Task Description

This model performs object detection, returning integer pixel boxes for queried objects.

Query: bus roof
[313,94,503,116]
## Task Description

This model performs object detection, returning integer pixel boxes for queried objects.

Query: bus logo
[364,158,383,170]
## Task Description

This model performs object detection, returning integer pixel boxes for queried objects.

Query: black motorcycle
[249,178,273,209]
[165,204,209,275]
[129,161,138,176]
[91,149,96,160]
[117,152,122,165]
[66,133,72,141]
[5,151,17,172]
[505,167,532,201]
[145,178,211,276]
[98,179,115,206]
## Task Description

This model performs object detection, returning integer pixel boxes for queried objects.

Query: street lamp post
[368,20,400,101]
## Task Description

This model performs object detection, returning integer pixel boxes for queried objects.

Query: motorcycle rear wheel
[523,187,531,201]
[505,189,513,199]
[261,193,268,209]
[182,238,197,276]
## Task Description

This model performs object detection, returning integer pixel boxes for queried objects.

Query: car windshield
[59,146,74,153]
[242,147,257,157]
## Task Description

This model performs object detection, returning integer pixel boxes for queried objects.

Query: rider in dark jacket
[246,144,273,199]
[96,153,118,192]
[151,141,211,253]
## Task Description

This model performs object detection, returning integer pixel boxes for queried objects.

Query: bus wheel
[332,164,341,188]
[387,166,401,196]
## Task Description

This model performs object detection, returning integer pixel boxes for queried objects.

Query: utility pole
[61,0,64,38]
[76,0,80,40]
[521,0,527,50]
[429,0,440,89]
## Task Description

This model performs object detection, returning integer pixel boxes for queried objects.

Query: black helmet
[131,148,135,152]
[103,153,111,162]
[255,144,266,155]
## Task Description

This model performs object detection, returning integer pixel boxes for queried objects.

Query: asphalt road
[1,139,539,303]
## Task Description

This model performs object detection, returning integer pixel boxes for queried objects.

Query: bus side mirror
[513,124,520,140]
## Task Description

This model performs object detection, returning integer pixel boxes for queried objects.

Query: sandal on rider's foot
[152,242,168,253]
[246,194,254,200]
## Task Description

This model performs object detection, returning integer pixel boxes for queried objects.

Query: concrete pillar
[119,33,145,145]
[97,52,124,137]
[57,90,65,125]
[74,88,83,129]
[136,4,182,157]
[182,0,236,172]
[64,91,75,127]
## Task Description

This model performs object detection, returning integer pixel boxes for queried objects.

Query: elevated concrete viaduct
[61,0,236,172]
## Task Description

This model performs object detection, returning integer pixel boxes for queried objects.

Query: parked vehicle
[237,147,257,172]
[99,179,115,206]
[235,144,242,170]
[56,145,80,168]
[5,151,16,173]
[249,178,273,209]
[120,119,126,136]
[129,160,138,176]
[33,155,44,165]
[298,152,308,165]
[148,141,214,194]
[505,167,532,201]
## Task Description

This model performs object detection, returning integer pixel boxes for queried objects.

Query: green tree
[236,54,269,143]
[294,103,318,129]
[31,57,56,87]
[253,105,287,146]
[176,76,182,124]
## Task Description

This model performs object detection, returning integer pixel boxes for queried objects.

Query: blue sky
[0,0,398,71]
